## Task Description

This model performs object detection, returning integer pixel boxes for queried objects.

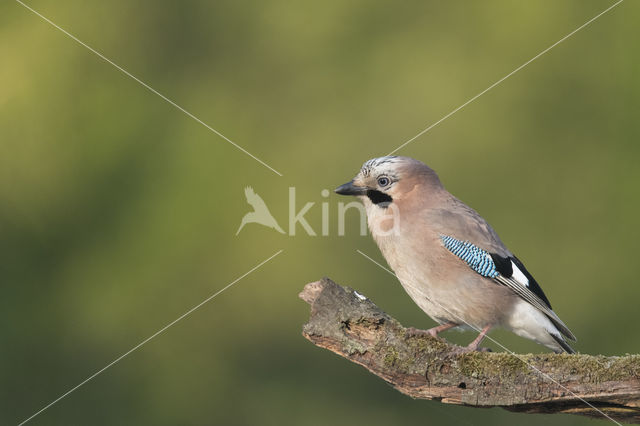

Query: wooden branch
[300,277,640,424]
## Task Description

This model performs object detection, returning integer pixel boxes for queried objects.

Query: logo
[236,187,285,235]
[236,187,400,236]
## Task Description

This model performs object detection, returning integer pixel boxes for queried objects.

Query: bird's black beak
[334,180,367,196]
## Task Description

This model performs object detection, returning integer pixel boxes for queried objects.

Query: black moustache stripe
[366,189,393,206]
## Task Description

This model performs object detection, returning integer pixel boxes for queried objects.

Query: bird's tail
[236,216,248,235]
[548,331,575,354]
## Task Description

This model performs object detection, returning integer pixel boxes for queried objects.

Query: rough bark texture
[300,277,640,424]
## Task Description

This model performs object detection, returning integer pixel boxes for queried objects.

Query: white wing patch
[510,260,530,287]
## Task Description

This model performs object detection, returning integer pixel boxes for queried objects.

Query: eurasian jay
[335,156,576,353]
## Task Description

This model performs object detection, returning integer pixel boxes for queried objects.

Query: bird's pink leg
[407,322,457,337]
[466,325,492,351]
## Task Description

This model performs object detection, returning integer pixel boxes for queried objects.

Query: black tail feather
[549,332,575,354]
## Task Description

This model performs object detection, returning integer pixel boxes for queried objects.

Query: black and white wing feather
[490,254,575,341]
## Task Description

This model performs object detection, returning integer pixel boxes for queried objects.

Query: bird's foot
[406,322,458,338]
[450,324,493,354]
[448,345,493,356]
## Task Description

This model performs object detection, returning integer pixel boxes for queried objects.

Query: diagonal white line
[17,249,284,426]
[388,0,624,155]
[15,0,283,177]
[356,249,622,426]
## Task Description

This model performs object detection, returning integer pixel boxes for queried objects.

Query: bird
[335,156,576,353]
[236,186,285,235]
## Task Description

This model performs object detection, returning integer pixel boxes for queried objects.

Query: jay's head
[335,156,442,208]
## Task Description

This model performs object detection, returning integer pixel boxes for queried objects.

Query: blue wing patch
[440,235,498,278]
[439,236,570,338]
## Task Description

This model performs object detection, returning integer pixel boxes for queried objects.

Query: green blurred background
[1,0,638,424]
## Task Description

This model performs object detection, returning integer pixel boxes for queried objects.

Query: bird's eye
[377,176,390,187]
